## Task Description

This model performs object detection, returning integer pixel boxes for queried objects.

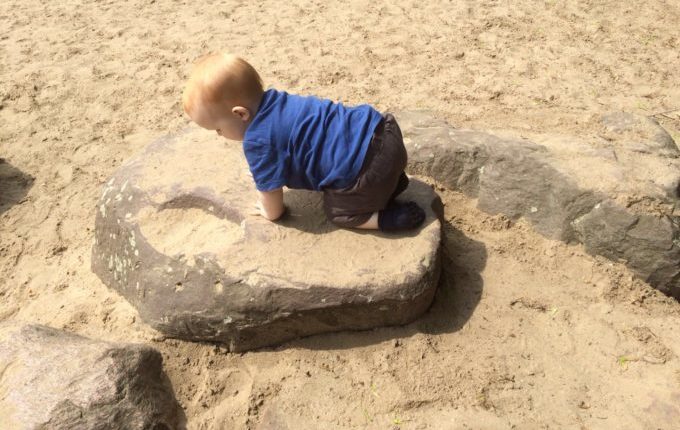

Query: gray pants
[323,113,408,228]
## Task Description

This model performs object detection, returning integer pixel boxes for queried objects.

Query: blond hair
[182,53,264,115]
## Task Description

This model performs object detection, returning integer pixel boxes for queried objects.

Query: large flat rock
[0,322,181,430]
[92,127,442,351]
[399,110,680,298]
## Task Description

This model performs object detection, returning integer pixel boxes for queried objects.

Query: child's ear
[231,106,251,122]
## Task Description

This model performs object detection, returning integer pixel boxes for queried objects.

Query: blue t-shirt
[242,89,383,191]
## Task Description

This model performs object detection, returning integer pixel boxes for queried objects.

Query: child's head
[183,53,264,140]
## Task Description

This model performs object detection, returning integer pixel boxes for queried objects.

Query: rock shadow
[159,372,188,430]
[278,221,486,351]
[0,158,33,215]
[418,222,487,335]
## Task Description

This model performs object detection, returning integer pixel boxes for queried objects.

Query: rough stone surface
[601,112,680,158]
[92,127,443,351]
[399,110,680,298]
[0,322,181,430]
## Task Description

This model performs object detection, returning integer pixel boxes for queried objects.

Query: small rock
[0,321,181,430]
[601,112,679,158]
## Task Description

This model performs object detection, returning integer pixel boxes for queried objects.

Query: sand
[2,0,680,428]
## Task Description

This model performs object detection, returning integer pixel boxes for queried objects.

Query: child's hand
[250,189,285,221]
[250,199,285,219]
[247,200,267,217]
[253,200,268,218]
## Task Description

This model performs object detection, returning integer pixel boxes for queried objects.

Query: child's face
[191,103,248,141]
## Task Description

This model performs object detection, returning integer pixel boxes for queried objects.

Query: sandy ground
[2,0,680,429]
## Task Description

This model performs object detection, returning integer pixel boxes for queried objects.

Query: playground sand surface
[2,1,680,428]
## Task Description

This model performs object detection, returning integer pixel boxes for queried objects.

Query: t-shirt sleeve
[242,139,287,191]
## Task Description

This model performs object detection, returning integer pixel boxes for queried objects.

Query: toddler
[182,53,425,232]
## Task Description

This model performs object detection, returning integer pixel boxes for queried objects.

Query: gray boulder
[91,127,442,351]
[600,111,679,158]
[572,201,679,290]
[399,111,679,298]
[0,322,182,430]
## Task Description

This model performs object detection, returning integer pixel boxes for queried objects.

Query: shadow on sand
[159,372,189,430]
[278,219,487,351]
[0,158,33,215]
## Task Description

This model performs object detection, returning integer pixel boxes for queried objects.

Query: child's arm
[255,188,285,221]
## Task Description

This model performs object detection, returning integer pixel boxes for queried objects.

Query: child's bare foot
[378,201,425,232]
